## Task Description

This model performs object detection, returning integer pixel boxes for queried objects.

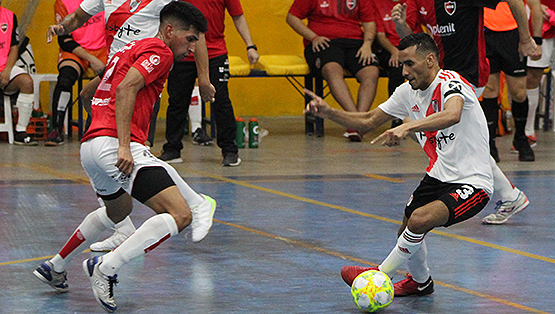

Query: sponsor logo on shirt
[420,7,427,15]
[140,54,161,73]
[91,97,111,107]
[412,104,420,112]
[418,131,456,150]
[427,23,456,37]
[383,14,392,22]
[444,1,456,16]
[106,23,142,38]
[320,0,330,8]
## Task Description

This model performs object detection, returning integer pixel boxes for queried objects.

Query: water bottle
[248,117,259,148]
[235,117,245,148]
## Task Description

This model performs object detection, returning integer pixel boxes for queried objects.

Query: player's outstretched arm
[47,7,92,43]
[304,89,392,134]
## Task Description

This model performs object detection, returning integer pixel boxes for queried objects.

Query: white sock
[490,157,520,201]
[50,207,114,272]
[99,213,178,276]
[57,91,71,112]
[161,162,204,208]
[15,93,34,132]
[525,88,539,137]
[408,239,430,283]
[189,86,202,131]
[379,227,425,279]
[114,216,136,236]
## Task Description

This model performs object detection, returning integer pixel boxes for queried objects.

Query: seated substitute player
[286,0,380,142]
[0,5,36,145]
[33,2,216,312]
[305,33,493,297]
[46,0,107,146]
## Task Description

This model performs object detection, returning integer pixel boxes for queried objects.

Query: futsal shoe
[33,261,69,292]
[341,265,379,286]
[393,274,434,297]
[482,190,529,225]
[190,194,217,242]
[90,228,129,252]
[83,256,118,313]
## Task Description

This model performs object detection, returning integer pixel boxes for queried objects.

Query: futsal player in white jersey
[305,33,493,298]
[46,0,216,251]
[34,3,215,312]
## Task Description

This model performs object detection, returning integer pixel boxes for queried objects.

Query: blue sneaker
[33,261,68,292]
[82,256,118,313]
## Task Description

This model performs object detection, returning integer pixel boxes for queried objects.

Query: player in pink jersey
[34,3,216,312]
[306,33,492,298]
[0,4,36,146]
[45,0,107,146]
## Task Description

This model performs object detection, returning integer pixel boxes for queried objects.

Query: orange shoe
[340,265,378,286]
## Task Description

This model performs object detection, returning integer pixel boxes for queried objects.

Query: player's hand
[247,48,259,64]
[115,146,134,176]
[356,44,375,66]
[303,89,332,118]
[519,37,541,61]
[391,3,407,26]
[371,125,407,146]
[0,69,10,88]
[311,36,330,53]
[199,82,216,103]
[389,48,400,68]
[46,24,65,44]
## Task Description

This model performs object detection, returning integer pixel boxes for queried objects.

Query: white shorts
[527,37,555,69]
[3,66,29,96]
[80,136,179,197]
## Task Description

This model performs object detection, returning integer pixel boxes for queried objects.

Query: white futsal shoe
[191,194,217,242]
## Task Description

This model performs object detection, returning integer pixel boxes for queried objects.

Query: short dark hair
[160,1,208,33]
[398,32,439,59]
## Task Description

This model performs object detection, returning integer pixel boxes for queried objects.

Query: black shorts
[405,175,490,227]
[304,38,378,78]
[485,28,527,77]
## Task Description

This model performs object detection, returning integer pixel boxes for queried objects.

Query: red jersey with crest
[405,0,501,87]
[82,37,173,144]
[378,69,493,195]
[288,0,375,47]
[183,0,243,61]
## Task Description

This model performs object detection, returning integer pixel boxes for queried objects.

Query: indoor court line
[13,162,555,265]
[1,218,549,313]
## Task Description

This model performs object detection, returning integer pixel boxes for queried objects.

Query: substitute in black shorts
[304,38,379,78]
[485,28,527,77]
[405,175,490,227]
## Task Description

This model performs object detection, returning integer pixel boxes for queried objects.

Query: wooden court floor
[1,117,554,314]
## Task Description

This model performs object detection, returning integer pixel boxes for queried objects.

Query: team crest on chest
[1,24,7,33]
[346,0,356,10]
[129,0,142,13]
[444,1,456,15]
[431,99,439,113]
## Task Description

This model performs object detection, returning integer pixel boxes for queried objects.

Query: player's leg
[526,67,544,140]
[209,55,241,166]
[160,60,196,163]
[3,69,36,145]
[480,72,501,162]
[47,59,81,146]
[482,158,529,224]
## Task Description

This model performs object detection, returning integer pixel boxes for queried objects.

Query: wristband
[533,36,543,45]
[310,35,318,42]
[247,45,257,51]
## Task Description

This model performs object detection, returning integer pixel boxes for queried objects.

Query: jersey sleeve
[288,0,312,20]
[359,0,376,23]
[441,79,465,104]
[405,0,421,32]
[54,0,69,23]
[131,46,173,87]
[378,84,410,119]
[80,0,104,17]
[226,0,244,17]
